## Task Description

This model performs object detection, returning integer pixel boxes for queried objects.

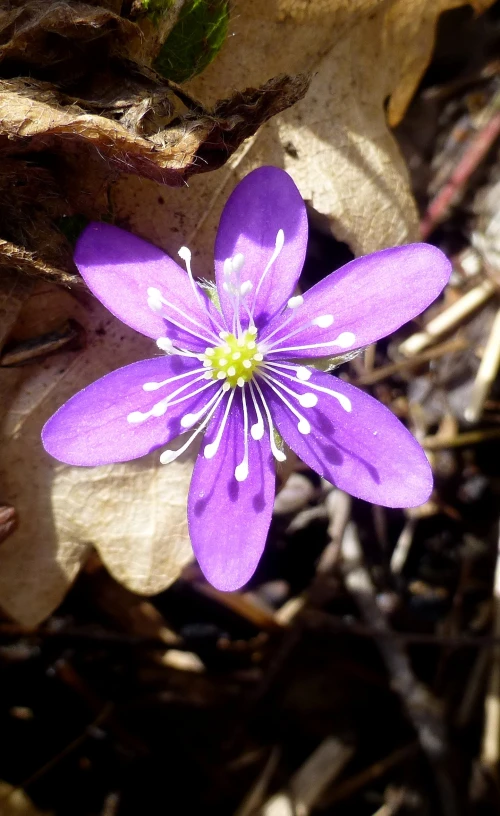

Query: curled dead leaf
[0,285,194,627]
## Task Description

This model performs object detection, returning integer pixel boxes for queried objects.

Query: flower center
[204,328,263,388]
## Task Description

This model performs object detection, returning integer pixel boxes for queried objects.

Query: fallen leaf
[0,285,193,626]
[123,0,494,255]
[0,781,52,816]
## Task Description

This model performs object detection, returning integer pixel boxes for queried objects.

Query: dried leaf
[0,781,52,816]
[168,0,494,254]
[0,286,193,626]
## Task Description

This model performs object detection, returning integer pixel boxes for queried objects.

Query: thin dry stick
[465,307,500,423]
[399,279,496,358]
[258,738,354,816]
[390,518,417,575]
[341,522,460,816]
[420,108,500,239]
[423,427,500,449]
[480,527,500,776]
[235,748,281,816]
[354,337,468,386]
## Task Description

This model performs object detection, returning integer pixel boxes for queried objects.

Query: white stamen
[252,229,285,310]
[288,295,304,309]
[252,379,286,461]
[235,388,249,482]
[219,358,228,366]
[180,385,225,428]
[156,337,173,352]
[266,331,357,356]
[248,382,265,440]
[217,371,226,380]
[237,377,245,387]
[259,373,311,435]
[260,371,317,408]
[312,314,334,328]
[232,352,241,360]
[228,366,236,377]
[204,389,236,459]
[160,388,226,464]
[128,372,213,424]
[268,362,311,381]
[178,246,205,313]
[243,360,252,369]
[146,287,219,346]
[232,253,245,273]
[141,366,206,393]
[240,280,253,297]
[263,364,353,413]
[205,348,215,357]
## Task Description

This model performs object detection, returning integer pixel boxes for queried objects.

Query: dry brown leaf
[0,781,52,816]
[0,285,194,626]
[136,0,493,255]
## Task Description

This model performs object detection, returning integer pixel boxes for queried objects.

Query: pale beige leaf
[0,285,192,626]
[113,0,495,255]
[0,782,52,816]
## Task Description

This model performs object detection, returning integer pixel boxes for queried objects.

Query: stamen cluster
[204,329,263,388]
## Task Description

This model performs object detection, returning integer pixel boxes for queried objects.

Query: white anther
[147,288,163,312]
[335,332,356,348]
[298,393,318,408]
[219,331,229,339]
[178,246,191,263]
[219,358,228,366]
[222,282,230,293]
[235,462,249,481]
[243,360,252,369]
[248,326,258,335]
[232,352,241,360]
[253,352,263,361]
[287,295,304,309]
[217,371,226,379]
[142,381,163,392]
[223,258,232,278]
[232,253,245,273]
[296,367,311,381]
[312,314,334,328]
[248,341,256,349]
[205,348,215,356]
[156,337,173,352]
[127,411,145,424]
[298,419,311,434]
[228,366,236,377]
[240,280,252,296]
[237,377,245,387]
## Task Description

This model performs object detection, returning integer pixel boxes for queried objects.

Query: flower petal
[214,167,308,329]
[263,368,432,507]
[188,387,275,590]
[75,223,221,350]
[261,244,451,359]
[42,356,217,466]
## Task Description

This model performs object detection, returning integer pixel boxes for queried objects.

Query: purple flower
[42,167,451,591]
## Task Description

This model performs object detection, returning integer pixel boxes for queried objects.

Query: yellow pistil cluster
[204,328,263,388]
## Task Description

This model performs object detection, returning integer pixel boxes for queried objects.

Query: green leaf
[154,0,229,84]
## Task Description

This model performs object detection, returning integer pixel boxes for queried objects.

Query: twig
[258,738,354,816]
[420,108,500,239]
[480,527,500,777]
[390,519,417,575]
[465,307,500,423]
[423,427,500,449]
[341,522,461,816]
[322,743,418,806]
[235,748,281,816]
[398,280,496,357]
[353,337,468,386]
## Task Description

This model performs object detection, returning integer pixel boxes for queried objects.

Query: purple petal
[263,368,432,507]
[188,387,275,590]
[214,167,308,329]
[75,223,222,350]
[261,244,451,359]
[42,356,217,466]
